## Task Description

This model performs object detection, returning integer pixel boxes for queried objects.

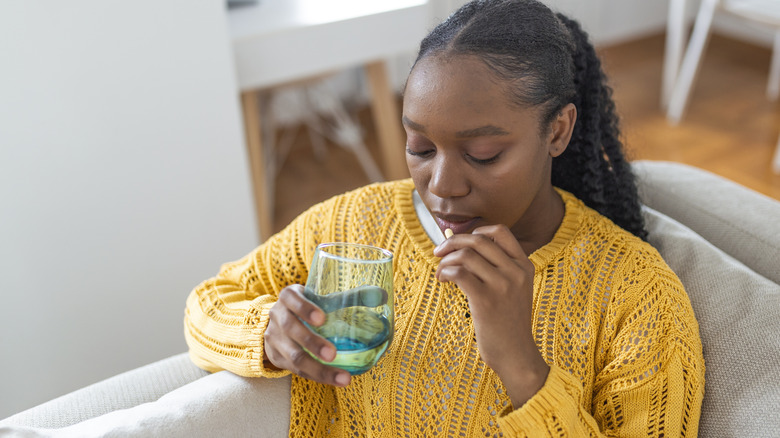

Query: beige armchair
[2,161,779,437]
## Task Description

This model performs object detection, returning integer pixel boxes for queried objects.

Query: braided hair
[411,0,647,240]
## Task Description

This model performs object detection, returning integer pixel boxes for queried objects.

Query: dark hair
[411,0,647,240]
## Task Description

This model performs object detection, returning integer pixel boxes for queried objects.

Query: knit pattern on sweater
[184,179,705,437]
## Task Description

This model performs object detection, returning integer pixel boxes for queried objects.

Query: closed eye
[406,148,434,158]
[468,153,501,165]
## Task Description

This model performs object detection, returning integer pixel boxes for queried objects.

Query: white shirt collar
[412,189,445,246]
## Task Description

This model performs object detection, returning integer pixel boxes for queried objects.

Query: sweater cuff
[497,364,582,434]
[248,296,292,379]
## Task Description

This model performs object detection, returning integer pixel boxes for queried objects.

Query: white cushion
[0,371,291,438]
[0,353,208,429]
[633,160,780,285]
[643,206,780,437]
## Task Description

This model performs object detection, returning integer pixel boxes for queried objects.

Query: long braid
[552,14,647,239]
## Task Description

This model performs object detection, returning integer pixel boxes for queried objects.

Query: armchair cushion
[634,160,780,284]
[0,370,291,437]
[0,353,208,429]
[2,161,778,437]
[643,205,780,437]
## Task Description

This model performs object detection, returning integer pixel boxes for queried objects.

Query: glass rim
[315,242,393,263]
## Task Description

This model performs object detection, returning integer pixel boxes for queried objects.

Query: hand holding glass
[304,243,394,375]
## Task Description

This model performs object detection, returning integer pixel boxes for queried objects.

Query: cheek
[474,169,532,218]
[406,154,419,177]
[480,176,518,204]
[406,156,429,188]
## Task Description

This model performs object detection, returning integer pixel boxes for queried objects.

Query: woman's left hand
[433,224,549,408]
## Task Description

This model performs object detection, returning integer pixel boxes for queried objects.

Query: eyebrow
[402,116,509,138]
[455,125,510,138]
[402,116,426,133]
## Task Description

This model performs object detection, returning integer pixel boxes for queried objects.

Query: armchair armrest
[0,353,208,429]
[633,160,780,284]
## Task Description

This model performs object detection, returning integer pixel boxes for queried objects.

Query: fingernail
[319,346,335,361]
[335,373,350,386]
[310,310,323,326]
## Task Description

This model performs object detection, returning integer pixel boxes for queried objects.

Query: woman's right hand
[264,284,352,387]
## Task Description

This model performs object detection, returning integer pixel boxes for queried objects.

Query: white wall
[542,0,669,46]
[0,0,257,418]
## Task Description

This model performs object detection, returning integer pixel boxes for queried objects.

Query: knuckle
[279,286,301,303]
[298,325,321,345]
[268,304,284,321]
[300,332,316,348]
[289,348,308,367]
[265,327,282,345]
[451,266,467,277]
[291,297,309,315]
[456,247,476,260]
[281,287,314,317]
[474,232,492,244]
[278,288,291,301]
[319,367,333,383]
[278,312,296,330]
[265,346,277,362]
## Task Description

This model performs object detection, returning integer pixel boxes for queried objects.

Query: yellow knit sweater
[184,179,705,437]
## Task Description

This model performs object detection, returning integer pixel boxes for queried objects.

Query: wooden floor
[272,32,780,234]
[599,33,780,201]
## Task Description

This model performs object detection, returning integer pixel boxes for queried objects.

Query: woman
[184,0,705,435]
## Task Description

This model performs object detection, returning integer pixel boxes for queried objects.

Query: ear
[547,103,577,158]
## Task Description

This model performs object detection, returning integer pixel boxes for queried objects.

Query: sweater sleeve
[183,200,332,378]
[497,268,705,437]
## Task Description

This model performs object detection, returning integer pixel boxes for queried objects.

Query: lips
[433,213,481,235]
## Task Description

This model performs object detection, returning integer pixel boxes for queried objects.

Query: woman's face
[402,54,574,242]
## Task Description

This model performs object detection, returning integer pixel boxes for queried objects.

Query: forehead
[405,54,507,106]
[403,54,540,132]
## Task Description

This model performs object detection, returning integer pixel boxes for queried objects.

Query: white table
[228,0,430,240]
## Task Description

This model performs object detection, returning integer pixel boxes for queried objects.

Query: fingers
[265,285,352,387]
[435,247,496,285]
[434,224,526,267]
[281,284,327,326]
[273,290,336,360]
[433,224,533,292]
[471,225,527,260]
[264,328,350,387]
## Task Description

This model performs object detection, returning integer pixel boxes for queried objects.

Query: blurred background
[1,0,778,419]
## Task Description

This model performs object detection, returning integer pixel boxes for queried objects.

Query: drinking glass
[303,242,393,375]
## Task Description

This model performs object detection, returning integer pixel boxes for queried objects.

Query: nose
[428,154,470,199]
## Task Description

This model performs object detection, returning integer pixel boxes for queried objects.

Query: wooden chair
[663,0,780,173]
